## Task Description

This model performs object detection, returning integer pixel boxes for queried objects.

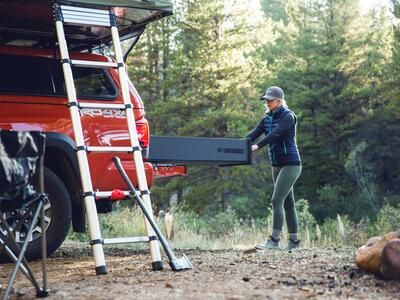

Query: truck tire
[0,168,72,262]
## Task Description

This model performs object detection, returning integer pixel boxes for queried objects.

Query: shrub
[369,204,400,236]
[316,214,368,247]
[204,208,240,237]
[296,198,317,230]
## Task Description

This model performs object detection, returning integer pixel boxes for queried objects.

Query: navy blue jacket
[246,106,301,167]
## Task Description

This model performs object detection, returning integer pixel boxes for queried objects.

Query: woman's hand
[251,144,259,152]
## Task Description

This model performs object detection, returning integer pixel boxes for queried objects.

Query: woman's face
[264,99,279,111]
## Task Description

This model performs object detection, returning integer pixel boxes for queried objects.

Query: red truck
[0,1,250,265]
[0,0,187,261]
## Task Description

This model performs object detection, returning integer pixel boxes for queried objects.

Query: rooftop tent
[0,0,173,51]
[61,0,173,10]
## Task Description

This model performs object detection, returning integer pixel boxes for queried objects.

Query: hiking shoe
[255,236,280,250]
[286,239,301,250]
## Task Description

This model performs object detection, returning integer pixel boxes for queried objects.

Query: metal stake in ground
[113,157,193,271]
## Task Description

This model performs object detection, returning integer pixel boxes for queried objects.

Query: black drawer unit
[148,136,251,166]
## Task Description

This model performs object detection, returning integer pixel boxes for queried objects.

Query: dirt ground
[1,244,400,299]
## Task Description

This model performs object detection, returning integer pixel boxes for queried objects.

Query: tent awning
[0,0,173,51]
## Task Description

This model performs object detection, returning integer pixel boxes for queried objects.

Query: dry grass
[67,207,367,251]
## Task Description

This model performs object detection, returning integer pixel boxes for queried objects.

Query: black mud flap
[148,136,251,166]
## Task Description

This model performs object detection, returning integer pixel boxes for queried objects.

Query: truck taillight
[136,118,149,148]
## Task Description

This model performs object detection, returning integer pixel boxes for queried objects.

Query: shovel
[112,157,193,271]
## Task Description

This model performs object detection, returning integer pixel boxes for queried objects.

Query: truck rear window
[0,54,117,99]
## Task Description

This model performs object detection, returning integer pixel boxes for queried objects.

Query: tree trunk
[221,189,230,211]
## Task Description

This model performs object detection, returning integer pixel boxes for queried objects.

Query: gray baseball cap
[260,86,284,101]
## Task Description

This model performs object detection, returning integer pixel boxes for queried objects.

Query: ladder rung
[79,103,126,109]
[70,59,118,68]
[103,237,150,245]
[62,16,110,27]
[96,191,130,199]
[87,146,134,153]
[61,5,110,15]
[60,5,111,27]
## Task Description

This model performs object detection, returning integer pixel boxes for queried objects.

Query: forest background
[94,0,400,246]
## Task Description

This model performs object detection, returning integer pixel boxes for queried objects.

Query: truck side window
[72,67,117,98]
[0,55,54,95]
[51,61,117,99]
[0,54,117,99]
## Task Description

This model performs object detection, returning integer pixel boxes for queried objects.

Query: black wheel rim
[0,200,51,243]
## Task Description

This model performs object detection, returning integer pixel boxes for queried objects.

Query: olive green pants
[271,165,302,234]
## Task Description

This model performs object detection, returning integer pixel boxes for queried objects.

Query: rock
[355,231,400,274]
[380,239,400,280]
[243,248,256,254]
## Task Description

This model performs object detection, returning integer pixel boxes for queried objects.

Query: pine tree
[128,0,271,214]
[258,0,393,220]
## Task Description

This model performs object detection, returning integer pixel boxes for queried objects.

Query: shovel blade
[169,254,193,271]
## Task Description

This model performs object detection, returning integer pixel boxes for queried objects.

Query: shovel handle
[112,157,176,261]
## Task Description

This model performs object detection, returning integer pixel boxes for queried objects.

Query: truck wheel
[0,168,72,262]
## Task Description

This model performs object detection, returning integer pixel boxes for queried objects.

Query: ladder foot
[152,261,164,271]
[36,289,50,298]
[95,265,108,275]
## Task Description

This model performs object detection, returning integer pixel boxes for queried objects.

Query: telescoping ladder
[54,4,163,275]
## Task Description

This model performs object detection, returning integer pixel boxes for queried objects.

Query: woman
[247,86,302,250]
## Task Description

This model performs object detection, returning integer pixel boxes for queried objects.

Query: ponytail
[277,98,288,108]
